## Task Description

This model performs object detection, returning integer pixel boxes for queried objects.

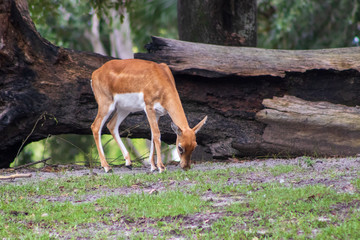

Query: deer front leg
[148,113,161,172]
[145,107,166,173]
[148,137,157,172]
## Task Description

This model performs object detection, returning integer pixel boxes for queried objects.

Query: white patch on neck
[154,102,167,116]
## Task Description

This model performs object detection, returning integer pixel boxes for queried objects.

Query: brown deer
[91,59,207,172]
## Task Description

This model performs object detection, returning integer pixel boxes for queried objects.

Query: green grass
[1,162,360,239]
[225,184,358,237]
[268,164,304,176]
[97,190,207,218]
[353,177,360,191]
[0,189,206,238]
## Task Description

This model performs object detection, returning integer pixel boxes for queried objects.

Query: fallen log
[136,37,360,158]
[137,37,360,78]
[256,95,360,156]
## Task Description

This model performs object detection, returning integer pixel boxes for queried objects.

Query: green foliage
[28,0,177,52]
[45,135,95,165]
[128,0,177,51]
[258,0,360,49]
[29,0,94,51]
[28,0,61,25]
[15,135,151,167]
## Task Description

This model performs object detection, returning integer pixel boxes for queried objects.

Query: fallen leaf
[343,184,356,193]
[227,158,240,163]
[42,166,55,172]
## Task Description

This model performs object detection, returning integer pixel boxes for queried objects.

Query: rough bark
[177,0,257,46]
[138,37,360,78]
[256,95,360,156]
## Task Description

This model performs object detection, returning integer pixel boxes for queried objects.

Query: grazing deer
[91,59,207,173]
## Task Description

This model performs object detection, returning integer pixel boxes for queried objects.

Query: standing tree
[177,0,257,46]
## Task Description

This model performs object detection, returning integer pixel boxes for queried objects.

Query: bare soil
[3,157,359,193]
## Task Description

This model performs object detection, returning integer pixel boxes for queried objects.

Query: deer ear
[171,122,182,136]
[192,116,208,134]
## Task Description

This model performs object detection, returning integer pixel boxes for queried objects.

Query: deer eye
[178,145,184,155]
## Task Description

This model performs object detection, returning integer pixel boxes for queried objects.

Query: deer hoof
[126,164,133,170]
[104,166,112,173]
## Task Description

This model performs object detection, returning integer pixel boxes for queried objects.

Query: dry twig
[13,157,51,170]
[0,173,32,180]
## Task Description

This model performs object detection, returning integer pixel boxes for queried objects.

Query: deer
[91,59,207,173]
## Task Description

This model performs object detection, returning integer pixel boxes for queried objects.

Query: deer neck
[164,95,190,131]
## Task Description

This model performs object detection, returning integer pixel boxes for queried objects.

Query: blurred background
[14,0,360,168]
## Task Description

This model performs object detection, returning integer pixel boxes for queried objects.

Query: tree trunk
[84,13,107,55]
[177,0,257,46]
[108,7,134,59]
[2,0,360,168]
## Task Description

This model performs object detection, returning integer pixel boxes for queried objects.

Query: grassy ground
[1,157,360,239]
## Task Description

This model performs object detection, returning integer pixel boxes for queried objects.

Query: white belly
[113,92,167,116]
[113,93,145,112]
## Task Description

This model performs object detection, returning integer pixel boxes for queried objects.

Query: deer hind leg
[107,109,132,168]
[145,107,165,173]
[91,101,115,173]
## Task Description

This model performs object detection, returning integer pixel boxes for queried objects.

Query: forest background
[15,0,360,167]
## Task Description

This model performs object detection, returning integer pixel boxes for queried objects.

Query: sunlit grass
[12,134,178,168]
